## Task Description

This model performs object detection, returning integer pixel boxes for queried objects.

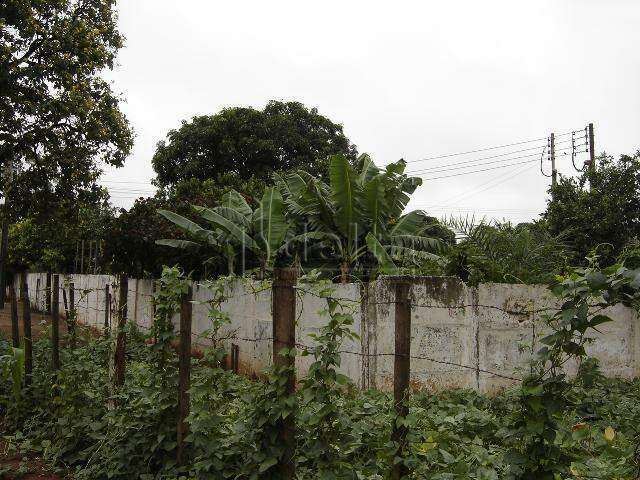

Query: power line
[413,146,572,178]
[420,157,543,181]
[406,143,546,167]
[408,151,541,175]
[425,162,538,210]
[406,136,548,164]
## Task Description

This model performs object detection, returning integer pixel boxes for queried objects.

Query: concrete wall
[15,273,640,394]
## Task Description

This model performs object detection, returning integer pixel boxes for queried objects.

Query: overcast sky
[102,0,640,223]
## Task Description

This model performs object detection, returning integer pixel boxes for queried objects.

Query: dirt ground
[0,300,67,479]
[0,440,64,480]
[0,299,67,342]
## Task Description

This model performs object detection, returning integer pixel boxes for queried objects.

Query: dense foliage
[441,219,572,285]
[159,154,445,282]
[0,0,133,217]
[151,101,357,188]
[1,333,639,479]
[545,152,640,265]
[2,263,640,478]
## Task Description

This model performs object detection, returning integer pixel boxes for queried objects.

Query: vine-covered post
[45,272,51,314]
[177,284,193,466]
[68,282,76,345]
[113,276,128,388]
[10,284,19,348]
[51,274,60,370]
[103,283,110,333]
[20,271,33,385]
[272,267,298,479]
[391,277,412,480]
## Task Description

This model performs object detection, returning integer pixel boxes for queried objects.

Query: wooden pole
[104,283,110,333]
[391,278,411,480]
[176,285,193,466]
[113,276,128,388]
[62,288,69,320]
[69,282,76,340]
[88,241,93,274]
[10,284,19,348]
[0,202,8,307]
[45,272,51,314]
[272,267,297,480]
[550,132,557,187]
[80,240,85,274]
[51,274,60,370]
[20,272,33,386]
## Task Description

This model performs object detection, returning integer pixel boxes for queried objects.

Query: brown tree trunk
[340,262,350,284]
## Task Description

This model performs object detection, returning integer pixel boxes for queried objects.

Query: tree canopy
[151,101,357,188]
[544,152,640,265]
[0,0,133,218]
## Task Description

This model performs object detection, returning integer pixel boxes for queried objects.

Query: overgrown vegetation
[2,334,639,479]
[3,263,640,478]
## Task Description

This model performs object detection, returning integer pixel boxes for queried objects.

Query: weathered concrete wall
[15,273,640,394]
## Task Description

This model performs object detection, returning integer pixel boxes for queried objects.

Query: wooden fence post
[62,288,69,319]
[177,285,193,466]
[391,278,411,480]
[272,267,298,480]
[10,284,19,348]
[45,272,51,314]
[51,274,60,370]
[113,276,128,388]
[68,282,76,339]
[104,283,110,333]
[20,272,33,385]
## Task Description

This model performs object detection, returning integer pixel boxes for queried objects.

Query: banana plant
[0,346,25,402]
[276,154,442,282]
[157,188,289,278]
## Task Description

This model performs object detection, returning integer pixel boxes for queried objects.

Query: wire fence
[17,274,547,388]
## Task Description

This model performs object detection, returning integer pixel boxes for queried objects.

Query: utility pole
[550,132,557,187]
[588,123,596,172]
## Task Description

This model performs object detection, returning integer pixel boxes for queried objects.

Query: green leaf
[362,176,385,236]
[194,207,258,251]
[590,314,613,328]
[329,154,361,242]
[157,210,208,238]
[366,232,397,274]
[219,189,252,218]
[439,448,456,464]
[155,239,201,249]
[252,187,288,263]
[358,153,379,183]
[390,210,429,236]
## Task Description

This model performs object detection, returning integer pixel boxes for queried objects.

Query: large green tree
[544,152,640,265]
[151,101,357,188]
[0,0,133,288]
[0,0,133,210]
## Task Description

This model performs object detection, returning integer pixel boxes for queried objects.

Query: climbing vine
[503,255,640,478]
